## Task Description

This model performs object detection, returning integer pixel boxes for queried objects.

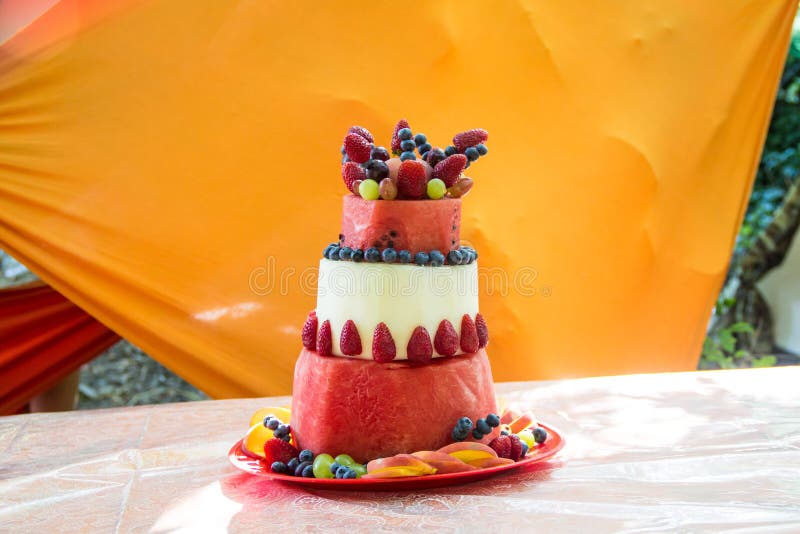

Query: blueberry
[451,427,468,442]
[429,250,445,267]
[271,461,289,474]
[343,468,357,479]
[446,249,463,265]
[335,466,347,479]
[476,143,488,156]
[328,246,341,261]
[520,442,529,457]
[486,413,500,427]
[266,418,280,431]
[322,245,334,258]
[281,435,291,442]
[398,250,412,263]
[330,462,341,476]
[351,249,364,262]
[414,133,427,146]
[342,154,350,164]
[370,146,390,161]
[381,248,397,263]
[294,460,312,477]
[457,417,473,430]
[400,139,416,152]
[465,147,480,161]
[274,424,290,438]
[340,145,346,155]
[365,247,381,262]
[301,465,315,478]
[418,143,432,155]
[398,127,413,140]
[425,148,446,167]
[471,428,484,440]
[400,151,417,161]
[414,252,430,265]
[287,457,300,471]
[500,430,510,436]
[445,145,458,156]
[338,247,352,261]
[298,449,314,463]
[464,160,470,169]
[533,427,548,444]
[476,418,491,434]
[262,415,273,427]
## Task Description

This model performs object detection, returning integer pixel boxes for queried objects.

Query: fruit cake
[290,120,499,463]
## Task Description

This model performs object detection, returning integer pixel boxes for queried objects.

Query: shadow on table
[219,460,561,529]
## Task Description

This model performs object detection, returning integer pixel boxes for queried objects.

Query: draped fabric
[0,283,118,414]
[0,1,796,399]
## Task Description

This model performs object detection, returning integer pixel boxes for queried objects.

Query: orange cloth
[0,1,795,398]
[0,283,119,414]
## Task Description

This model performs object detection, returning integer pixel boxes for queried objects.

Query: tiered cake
[291,121,498,463]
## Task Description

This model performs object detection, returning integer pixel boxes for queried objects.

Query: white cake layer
[316,259,479,360]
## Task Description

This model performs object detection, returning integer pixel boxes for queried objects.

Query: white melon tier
[316,259,479,360]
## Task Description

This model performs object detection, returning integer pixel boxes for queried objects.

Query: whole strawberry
[301,311,317,350]
[489,435,512,459]
[344,133,372,163]
[342,162,366,193]
[391,119,411,155]
[340,319,362,356]
[263,438,300,465]
[453,129,488,152]
[373,322,396,362]
[407,326,433,364]
[396,160,427,199]
[432,154,467,187]
[347,125,374,143]
[434,319,459,357]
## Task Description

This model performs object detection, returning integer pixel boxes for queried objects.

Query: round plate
[228,423,564,491]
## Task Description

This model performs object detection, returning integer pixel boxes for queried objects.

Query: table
[1,367,799,532]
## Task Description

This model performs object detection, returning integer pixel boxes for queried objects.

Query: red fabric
[0,282,119,414]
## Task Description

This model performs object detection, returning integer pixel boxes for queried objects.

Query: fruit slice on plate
[242,423,274,459]
[365,454,437,478]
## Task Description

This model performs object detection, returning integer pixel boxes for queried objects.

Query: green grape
[334,454,355,467]
[359,179,380,200]
[351,464,367,478]
[427,178,446,199]
[517,430,535,449]
[312,453,335,479]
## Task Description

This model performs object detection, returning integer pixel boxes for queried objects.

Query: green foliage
[736,19,800,256]
[701,321,776,369]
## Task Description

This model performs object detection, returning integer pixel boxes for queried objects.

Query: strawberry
[475,313,489,348]
[432,154,467,187]
[508,434,524,460]
[489,435,512,459]
[317,319,332,356]
[344,133,372,163]
[263,438,300,465]
[407,326,433,364]
[391,118,410,154]
[301,311,317,350]
[342,162,366,193]
[347,125,374,143]
[434,319,459,357]
[340,319,362,355]
[452,129,488,152]
[396,160,427,199]
[372,322,396,362]
[460,314,479,353]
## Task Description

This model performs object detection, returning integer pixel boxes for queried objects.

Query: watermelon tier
[292,347,498,463]
[340,195,461,254]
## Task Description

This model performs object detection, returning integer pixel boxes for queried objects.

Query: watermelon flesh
[340,195,461,254]
[291,348,498,463]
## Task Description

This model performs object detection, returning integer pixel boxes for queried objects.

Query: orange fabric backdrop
[0,1,796,398]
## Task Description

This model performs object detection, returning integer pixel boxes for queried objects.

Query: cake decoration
[341,120,488,200]
[233,119,560,483]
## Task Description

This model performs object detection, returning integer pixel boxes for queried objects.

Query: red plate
[228,423,564,491]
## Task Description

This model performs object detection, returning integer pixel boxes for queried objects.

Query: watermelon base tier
[291,348,498,463]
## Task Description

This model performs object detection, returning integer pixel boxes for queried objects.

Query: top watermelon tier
[340,120,488,201]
